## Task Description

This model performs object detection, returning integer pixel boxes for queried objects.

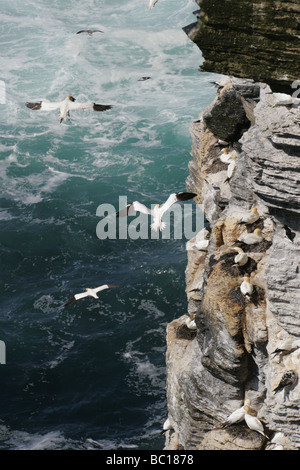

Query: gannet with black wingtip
[240,274,253,299]
[238,228,263,245]
[148,0,158,10]
[26,95,112,123]
[232,247,248,267]
[117,192,197,232]
[237,207,260,225]
[76,29,104,36]
[65,284,119,306]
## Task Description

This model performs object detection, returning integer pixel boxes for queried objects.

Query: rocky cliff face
[164,1,300,448]
[184,0,300,91]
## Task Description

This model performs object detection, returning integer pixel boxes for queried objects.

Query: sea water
[0,0,221,450]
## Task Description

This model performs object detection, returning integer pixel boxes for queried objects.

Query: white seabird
[26,95,112,123]
[160,418,172,434]
[240,274,253,299]
[243,401,269,439]
[219,148,238,164]
[272,92,300,106]
[238,228,263,245]
[65,284,118,306]
[117,192,197,232]
[76,29,104,36]
[231,247,248,267]
[273,370,298,394]
[185,314,197,330]
[271,338,300,358]
[237,207,260,225]
[218,399,268,439]
[148,0,158,10]
[186,227,210,251]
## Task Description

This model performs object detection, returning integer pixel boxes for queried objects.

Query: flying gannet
[65,284,118,306]
[237,207,260,225]
[26,95,112,123]
[148,0,158,10]
[238,228,263,245]
[138,77,151,81]
[240,274,253,299]
[76,29,104,36]
[231,247,248,267]
[117,192,197,232]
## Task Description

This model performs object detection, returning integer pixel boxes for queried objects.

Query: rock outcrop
[184,0,300,91]
[164,75,300,450]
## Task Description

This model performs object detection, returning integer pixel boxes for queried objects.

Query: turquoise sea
[0,0,220,450]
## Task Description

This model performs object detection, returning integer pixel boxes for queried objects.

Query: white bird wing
[93,284,118,294]
[219,153,232,164]
[68,101,112,112]
[26,101,62,111]
[159,192,196,217]
[74,291,90,300]
[117,201,151,217]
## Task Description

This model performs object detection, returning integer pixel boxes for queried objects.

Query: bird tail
[151,219,166,232]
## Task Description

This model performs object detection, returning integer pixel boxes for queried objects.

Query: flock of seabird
[24,1,298,443]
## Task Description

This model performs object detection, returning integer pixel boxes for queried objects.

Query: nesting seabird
[185,314,197,330]
[148,0,158,10]
[26,95,112,123]
[219,148,237,182]
[217,399,268,439]
[219,148,238,165]
[160,418,172,434]
[238,228,263,245]
[243,401,269,439]
[65,284,118,306]
[240,274,253,299]
[76,29,104,36]
[231,247,248,267]
[273,370,298,394]
[237,207,260,225]
[117,192,197,232]
[271,338,300,358]
[186,228,210,251]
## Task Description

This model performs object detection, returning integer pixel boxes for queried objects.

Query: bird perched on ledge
[240,274,253,299]
[231,247,248,267]
[117,192,197,232]
[271,338,300,359]
[26,95,112,123]
[238,228,263,245]
[215,399,269,439]
[236,207,260,225]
